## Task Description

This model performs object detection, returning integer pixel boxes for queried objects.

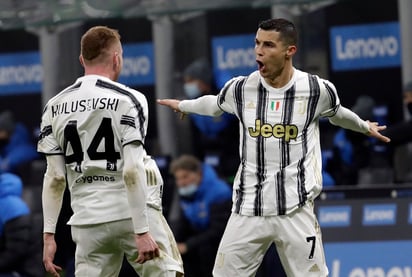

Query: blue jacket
[0,123,39,173]
[0,173,29,236]
[189,113,235,139]
[180,164,232,230]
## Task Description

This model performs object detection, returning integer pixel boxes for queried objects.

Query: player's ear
[113,52,119,70]
[285,45,297,58]
[79,55,84,66]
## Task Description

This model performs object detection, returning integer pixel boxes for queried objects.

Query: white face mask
[178,183,198,197]
[184,83,201,99]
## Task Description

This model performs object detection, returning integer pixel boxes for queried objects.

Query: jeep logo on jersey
[248,119,298,142]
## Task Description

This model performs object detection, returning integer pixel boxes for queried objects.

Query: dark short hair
[169,154,202,174]
[258,18,297,46]
[81,26,121,61]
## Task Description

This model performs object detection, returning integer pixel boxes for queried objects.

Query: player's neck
[264,65,294,89]
[83,67,114,81]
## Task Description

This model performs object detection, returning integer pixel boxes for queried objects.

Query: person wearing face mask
[0,110,39,176]
[182,59,239,182]
[169,154,232,277]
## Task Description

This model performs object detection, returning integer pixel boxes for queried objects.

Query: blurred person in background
[0,173,44,277]
[182,58,239,181]
[169,154,232,277]
[0,110,39,175]
[382,81,412,182]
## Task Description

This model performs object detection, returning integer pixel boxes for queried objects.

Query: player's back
[45,75,148,225]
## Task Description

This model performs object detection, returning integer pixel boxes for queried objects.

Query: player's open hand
[43,233,62,277]
[135,232,160,264]
[366,120,391,143]
[157,99,187,119]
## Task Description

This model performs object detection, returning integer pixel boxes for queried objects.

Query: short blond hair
[80,26,121,63]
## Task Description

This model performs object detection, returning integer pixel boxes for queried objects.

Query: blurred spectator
[0,173,44,277]
[182,58,239,181]
[0,110,39,175]
[382,81,412,145]
[169,154,232,277]
[324,95,376,185]
[382,81,412,182]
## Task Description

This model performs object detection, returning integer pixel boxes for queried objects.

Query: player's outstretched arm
[158,95,223,117]
[157,99,181,112]
[329,106,390,143]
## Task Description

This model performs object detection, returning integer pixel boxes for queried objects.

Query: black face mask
[0,138,9,148]
[407,103,412,115]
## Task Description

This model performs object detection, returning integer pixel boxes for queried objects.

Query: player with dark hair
[158,18,390,276]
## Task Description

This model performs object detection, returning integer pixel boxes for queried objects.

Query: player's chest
[241,96,313,141]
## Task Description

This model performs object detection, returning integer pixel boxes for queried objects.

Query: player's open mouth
[257,60,264,70]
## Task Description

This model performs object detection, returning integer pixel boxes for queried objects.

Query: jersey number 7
[63,117,121,172]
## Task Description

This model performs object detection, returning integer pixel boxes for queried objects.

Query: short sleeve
[318,79,341,118]
[217,77,243,115]
[120,92,148,146]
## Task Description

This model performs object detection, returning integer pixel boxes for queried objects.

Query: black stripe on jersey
[233,77,247,214]
[254,81,267,216]
[296,75,321,206]
[277,85,296,215]
[324,81,339,116]
[120,115,136,128]
[96,79,146,139]
[218,78,237,106]
[38,125,52,140]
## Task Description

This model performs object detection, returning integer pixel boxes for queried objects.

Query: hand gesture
[366,120,391,143]
[43,233,62,277]
[157,99,187,119]
[135,232,160,264]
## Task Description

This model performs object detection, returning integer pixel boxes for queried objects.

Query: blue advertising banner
[118,42,155,87]
[0,51,42,95]
[330,22,401,71]
[325,241,412,277]
[318,205,352,227]
[362,204,397,226]
[0,42,154,96]
[211,34,256,88]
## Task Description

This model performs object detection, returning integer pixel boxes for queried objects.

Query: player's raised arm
[329,105,391,143]
[157,95,223,117]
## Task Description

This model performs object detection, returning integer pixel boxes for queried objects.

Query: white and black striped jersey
[217,68,340,216]
[38,75,149,225]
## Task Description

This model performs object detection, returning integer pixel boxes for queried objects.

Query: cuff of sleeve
[135,226,150,235]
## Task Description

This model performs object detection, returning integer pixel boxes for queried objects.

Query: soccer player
[157,18,390,276]
[38,26,183,277]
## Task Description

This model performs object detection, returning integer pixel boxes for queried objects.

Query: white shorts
[213,201,328,277]
[71,208,183,277]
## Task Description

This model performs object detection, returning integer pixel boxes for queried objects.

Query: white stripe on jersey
[217,68,340,216]
[38,75,149,225]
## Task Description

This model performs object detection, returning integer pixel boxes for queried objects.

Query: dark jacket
[172,164,232,277]
[0,173,44,277]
